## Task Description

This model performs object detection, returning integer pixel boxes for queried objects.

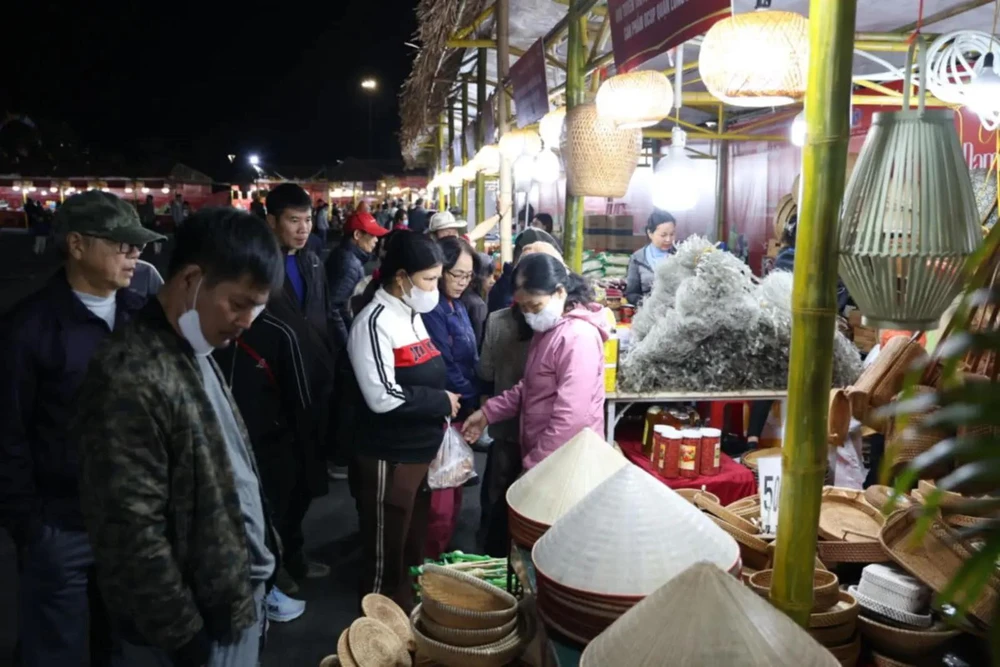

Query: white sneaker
[266,587,306,622]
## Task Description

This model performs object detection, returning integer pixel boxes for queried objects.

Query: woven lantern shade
[596,71,674,129]
[561,102,641,198]
[699,2,809,108]
[839,37,981,331]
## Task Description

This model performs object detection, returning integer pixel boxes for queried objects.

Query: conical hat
[581,563,839,667]
[532,466,740,597]
[506,427,627,525]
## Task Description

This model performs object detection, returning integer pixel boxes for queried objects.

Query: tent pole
[770,0,858,627]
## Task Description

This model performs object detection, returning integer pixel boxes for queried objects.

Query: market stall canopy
[579,562,840,667]
[532,465,740,597]
[505,427,627,526]
[401,0,998,163]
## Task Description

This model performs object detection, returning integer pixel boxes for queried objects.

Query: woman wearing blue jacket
[424,237,481,418]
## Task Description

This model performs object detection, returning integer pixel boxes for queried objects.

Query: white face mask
[523,292,566,333]
[178,277,214,357]
[402,275,440,314]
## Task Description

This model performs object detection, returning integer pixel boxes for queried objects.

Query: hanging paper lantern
[561,102,641,198]
[699,3,809,107]
[652,128,699,212]
[532,149,561,185]
[539,107,567,149]
[596,71,674,129]
[839,38,981,331]
[474,144,501,175]
[513,154,535,192]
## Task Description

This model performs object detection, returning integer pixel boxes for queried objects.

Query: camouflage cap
[56,191,166,245]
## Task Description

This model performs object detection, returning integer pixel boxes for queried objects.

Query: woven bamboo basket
[809,621,857,647]
[409,605,530,667]
[695,494,760,535]
[561,102,641,198]
[413,604,518,648]
[809,591,860,628]
[419,565,517,613]
[708,516,771,571]
[857,615,961,657]
[747,568,840,612]
[885,387,953,474]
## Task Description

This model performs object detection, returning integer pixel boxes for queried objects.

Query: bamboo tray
[819,487,886,542]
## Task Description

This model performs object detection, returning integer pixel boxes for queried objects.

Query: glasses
[86,235,146,255]
[447,270,474,283]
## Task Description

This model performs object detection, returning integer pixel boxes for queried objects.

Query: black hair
[533,213,554,234]
[414,197,424,207]
[646,209,677,235]
[393,208,407,225]
[781,214,798,248]
[470,252,494,296]
[513,228,559,263]
[517,204,536,223]
[437,237,477,292]
[378,231,444,288]
[511,303,533,341]
[265,183,312,219]
[513,252,594,311]
[167,207,283,291]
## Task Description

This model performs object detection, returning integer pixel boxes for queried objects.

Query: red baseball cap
[344,212,388,237]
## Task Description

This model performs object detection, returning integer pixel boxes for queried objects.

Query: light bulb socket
[984,53,995,69]
[755,0,772,9]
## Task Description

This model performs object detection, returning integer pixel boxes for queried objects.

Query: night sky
[5,0,419,176]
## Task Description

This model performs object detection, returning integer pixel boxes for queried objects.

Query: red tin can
[679,429,701,478]
[699,427,722,477]
[660,429,683,478]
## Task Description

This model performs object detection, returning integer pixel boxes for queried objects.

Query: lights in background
[652,127,700,212]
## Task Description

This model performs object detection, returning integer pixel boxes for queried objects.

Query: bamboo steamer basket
[561,102,641,198]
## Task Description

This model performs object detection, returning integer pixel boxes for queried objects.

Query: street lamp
[361,78,378,158]
[248,154,260,166]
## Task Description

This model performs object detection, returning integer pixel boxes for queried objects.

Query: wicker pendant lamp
[561,102,642,198]
[596,70,674,129]
[839,37,982,331]
[699,0,809,107]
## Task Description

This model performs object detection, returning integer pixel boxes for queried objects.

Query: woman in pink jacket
[462,253,610,470]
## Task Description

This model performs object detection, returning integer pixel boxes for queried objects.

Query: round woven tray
[420,565,518,613]
[774,193,796,240]
[319,654,342,667]
[817,538,891,564]
[708,516,771,571]
[338,629,358,667]
[421,598,518,631]
[695,494,760,535]
[414,604,518,649]
[741,448,782,473]
[857,614,961,657]
[827,634,861,663]
[864,485,914,512]
[747,568,840,612]
[819,487,886,542]
[409,605,530,667]
[809,621,857,647]
[675,488,721,506]
[349,618,411,667]
[363,594,415,653]
[810,591,860,628]
[871,653,918,667]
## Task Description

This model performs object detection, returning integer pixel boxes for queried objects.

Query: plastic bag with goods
[428,422,478,489]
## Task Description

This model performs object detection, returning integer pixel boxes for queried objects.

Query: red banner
[509,39,550,128]
[608,0,731,73]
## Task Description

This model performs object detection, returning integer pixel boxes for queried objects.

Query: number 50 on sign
[757,455,782,536]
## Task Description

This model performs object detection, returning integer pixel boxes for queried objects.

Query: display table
[604,390,788,443]
[617,439,757,505]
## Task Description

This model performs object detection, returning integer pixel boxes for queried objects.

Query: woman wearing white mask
[346,231,461,612]
[462,253,611,470]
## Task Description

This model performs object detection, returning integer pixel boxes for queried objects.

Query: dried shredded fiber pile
[619,236,862,393]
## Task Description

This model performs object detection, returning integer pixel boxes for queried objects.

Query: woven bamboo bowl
[413,604,518,648]
[419,565,518,613]
[809,591,860,629]
[858,614,961,658]
[747,568,840,612]
[675,488,721,505]
[409,605,530,667]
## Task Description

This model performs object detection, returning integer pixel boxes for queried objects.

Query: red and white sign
[607,0,731,72]
[509,39,550,128]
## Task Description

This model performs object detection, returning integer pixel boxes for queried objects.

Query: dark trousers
[747,400,776,441]
[256,449,311,574]
[355,456,430,613]
[479,438,523,558]
[18,524,112,667]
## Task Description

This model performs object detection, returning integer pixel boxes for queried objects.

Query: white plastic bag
[428,420,477,490]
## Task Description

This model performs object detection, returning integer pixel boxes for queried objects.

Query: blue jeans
[18,524,95,667]
[112,583,267,667]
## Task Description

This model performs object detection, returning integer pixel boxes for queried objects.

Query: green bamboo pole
[770,0,858,627]
[437,114,447,212]
[448,99,456,211]
[475,48,488,248]
[461,81,470,220]
[562,2,586,273]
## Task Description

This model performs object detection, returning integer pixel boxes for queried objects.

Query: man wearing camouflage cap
[0,190,164,666]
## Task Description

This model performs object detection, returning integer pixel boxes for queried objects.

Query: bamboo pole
[497,0,513,264]
[714,108,728,243]
[475,47,488,249]
[452,4,496,40]
[437,114,447,212]
[770,0,858,627]
[461,81,470,220]
[561,0,586,273]
[448,98,456,210]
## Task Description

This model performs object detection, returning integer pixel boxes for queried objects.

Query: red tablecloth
[619,439,756,505]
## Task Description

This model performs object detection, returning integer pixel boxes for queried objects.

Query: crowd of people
[0,182,620,667]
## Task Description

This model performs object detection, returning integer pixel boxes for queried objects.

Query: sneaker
[303,560,331,579]
[327,463,348,480]
[266,587,306,623]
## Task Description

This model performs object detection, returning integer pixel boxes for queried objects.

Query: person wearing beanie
[486,228,559,313]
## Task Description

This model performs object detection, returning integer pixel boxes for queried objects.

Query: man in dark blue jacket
[326,211,387,349]
[0,191,164,666]
[407,198,430,235]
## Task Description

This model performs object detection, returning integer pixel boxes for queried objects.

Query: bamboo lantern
[596,71,674,129]
[699,0,809,108]
[839,37,981,331]
[561,102,641,198]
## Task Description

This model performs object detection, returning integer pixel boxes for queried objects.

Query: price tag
[757,455,782,536]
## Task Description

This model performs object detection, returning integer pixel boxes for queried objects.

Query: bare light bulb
[790,110,806,147]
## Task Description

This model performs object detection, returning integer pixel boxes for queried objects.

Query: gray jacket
[128,260,164,298]
[625,245,655,306]
[476,308,530,443]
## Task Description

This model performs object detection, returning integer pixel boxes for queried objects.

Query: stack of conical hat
[506,427,627,547]
[531,466,740,642]
[581,562,839,667]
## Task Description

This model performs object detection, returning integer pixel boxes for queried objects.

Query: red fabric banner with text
[607,0,731,73]
[509,39,550,128]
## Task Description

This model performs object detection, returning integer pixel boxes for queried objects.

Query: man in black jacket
[408,198,430,234]
[263,183,336,583]
[326,210,387,350]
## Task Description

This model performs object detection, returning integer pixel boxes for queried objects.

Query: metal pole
[475,47,488,247]
[770,0,858,628]
[714,108,728,243]
[561,2,586,272]
[496,0,513,263]
[461,80,470,220]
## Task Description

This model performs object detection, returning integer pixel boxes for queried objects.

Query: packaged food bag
[428,421,477,489]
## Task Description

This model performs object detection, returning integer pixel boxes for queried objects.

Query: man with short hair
[408,197,430,234]
[0,191,165,667]
[74,208,284,667]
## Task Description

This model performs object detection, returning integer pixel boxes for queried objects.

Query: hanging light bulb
[460,163,477,182]
[699,1,809,107]
[926,31,1000,131]
[499,130,526,160]
[532,149,561,184]
[790,110,807,147]
[596,71,674,129]
[652,127,699,212]
[539,107,567,148]
[967,53,1000,128]
[520,129,543,157]
[513,154,535,192]
[474,144,501,175]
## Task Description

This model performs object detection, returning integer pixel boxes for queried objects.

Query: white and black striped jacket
[347,287,452,463]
